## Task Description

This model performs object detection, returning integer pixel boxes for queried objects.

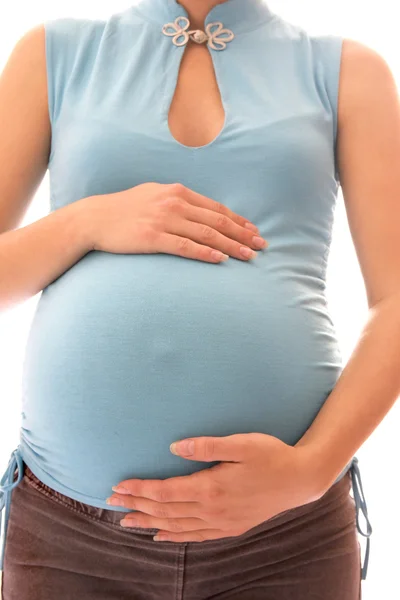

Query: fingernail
[171,439,194,456]
[106,497,125,506]
[252,236,266,248]
[211,250,229,261]
[240,247,257,259]
[112,486,130,494]
[120,518,139,527]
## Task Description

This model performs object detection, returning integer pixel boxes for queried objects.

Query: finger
[120,512,207,533]
[194,203,268,250]
[107,494,202,519]
[153,232,232,263]
[168,217,263,262]
[153,528,237,543]
[171,434,254,463]
[182,203,268,251]
[178,184,260,233]
[112,473,203,503]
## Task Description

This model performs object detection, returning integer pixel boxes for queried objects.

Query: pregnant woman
[1,0,399,597]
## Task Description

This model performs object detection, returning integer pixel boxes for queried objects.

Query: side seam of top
[311,33,344,188]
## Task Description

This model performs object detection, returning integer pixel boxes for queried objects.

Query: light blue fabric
[1,0,372,578]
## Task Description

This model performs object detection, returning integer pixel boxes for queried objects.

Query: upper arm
[337,38,400,309]
[0,24,51,234]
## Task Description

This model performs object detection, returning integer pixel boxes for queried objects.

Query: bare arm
[0,24,93,313]
[0,200,93,312]
[295,40,400,488]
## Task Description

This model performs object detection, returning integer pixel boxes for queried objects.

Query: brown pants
[1,461,361,599]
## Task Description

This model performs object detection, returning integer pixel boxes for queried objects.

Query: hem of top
[130,6,280,37]
[18,445,132,514]
[332,458,353,485]
[14,446,354,510]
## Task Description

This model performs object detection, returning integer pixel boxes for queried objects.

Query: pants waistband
[0,445,373,579]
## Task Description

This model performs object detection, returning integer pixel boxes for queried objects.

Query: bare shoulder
[1,23,47,103]
[338,37,398,125]
[7,22,46,56]
[0,23,50,232]
[335,38,400,307]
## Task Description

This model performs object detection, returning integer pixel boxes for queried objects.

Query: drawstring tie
[0,446,23,572]
[350,456,373,580]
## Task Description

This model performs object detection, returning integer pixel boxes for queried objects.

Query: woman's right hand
[84,182,269,263]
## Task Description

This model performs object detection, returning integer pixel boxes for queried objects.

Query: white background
[0,1,399,598]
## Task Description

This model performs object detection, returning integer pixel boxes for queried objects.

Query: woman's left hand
[107,432,324,543]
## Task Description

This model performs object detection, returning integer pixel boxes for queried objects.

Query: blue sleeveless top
[0,0,372,578]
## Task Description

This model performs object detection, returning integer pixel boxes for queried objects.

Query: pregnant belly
[20,250,343,504]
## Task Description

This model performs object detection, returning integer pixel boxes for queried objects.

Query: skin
[173,0,227,30]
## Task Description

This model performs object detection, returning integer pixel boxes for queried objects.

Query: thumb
[169,434,251,462]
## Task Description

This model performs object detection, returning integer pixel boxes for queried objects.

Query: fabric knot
[162,16,235,51]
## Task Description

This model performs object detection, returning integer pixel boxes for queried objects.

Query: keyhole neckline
[162,40,229,151]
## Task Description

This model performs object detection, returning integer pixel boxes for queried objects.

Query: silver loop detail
[161,16,235,50]
[162,16,191,46]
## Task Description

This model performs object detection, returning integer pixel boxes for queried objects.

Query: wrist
[294,441,337,499]
[74,195,101,252]
[295,432,357,496]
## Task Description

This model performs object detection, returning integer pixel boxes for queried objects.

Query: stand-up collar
[133,0,277,37]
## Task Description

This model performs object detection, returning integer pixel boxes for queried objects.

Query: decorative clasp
[161,16,235,51]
